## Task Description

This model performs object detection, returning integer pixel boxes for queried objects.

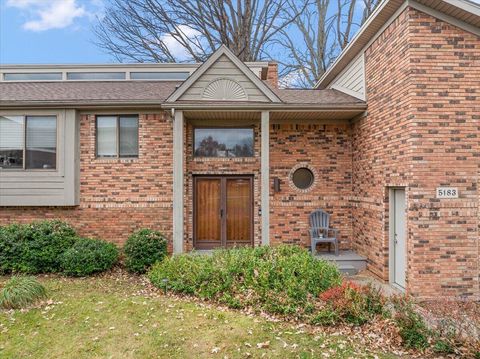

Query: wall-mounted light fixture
[273,177,281,193]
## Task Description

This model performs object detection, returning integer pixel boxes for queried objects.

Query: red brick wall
[356,7,480,299]
[352,9,413,281]
[0,113,174,249]
[266,62,279,88]
[270,123,353,250]
[405,8,479,299]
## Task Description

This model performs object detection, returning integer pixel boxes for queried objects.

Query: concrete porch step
[337,264,358,276]
[315,250,367,275]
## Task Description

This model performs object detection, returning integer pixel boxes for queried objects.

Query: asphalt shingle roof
[0,81,182,105]
[0,80,365,107]
[272,88,364,105]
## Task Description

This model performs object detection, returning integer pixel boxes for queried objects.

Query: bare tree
[93,0,309,63]
[275,0,380,88]
[274,0,334,88]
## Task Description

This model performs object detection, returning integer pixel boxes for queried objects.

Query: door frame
[193,175,254,250]
[388,187,407,291]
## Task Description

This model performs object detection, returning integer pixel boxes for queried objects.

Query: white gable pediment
[167,46,281,103]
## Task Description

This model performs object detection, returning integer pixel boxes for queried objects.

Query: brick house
[0,0,479,299]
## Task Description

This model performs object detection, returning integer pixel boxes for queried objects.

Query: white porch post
[173,110,184,254]
[261,111,270,246]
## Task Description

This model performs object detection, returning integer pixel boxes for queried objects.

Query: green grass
[0,274,398,359]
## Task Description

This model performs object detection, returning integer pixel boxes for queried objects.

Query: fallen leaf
[256,341,270,349]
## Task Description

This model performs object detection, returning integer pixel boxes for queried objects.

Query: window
[194,128,254,157]
[292,167,314,190]
[4,72,62,81]
[67,72,125,80]
[0,115,57,170]
[130,72,190,80]
[96,115,139,157]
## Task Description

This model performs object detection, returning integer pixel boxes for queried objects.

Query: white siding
[330,54,366,100]
[179,55,270,102]
[0,109,79,206]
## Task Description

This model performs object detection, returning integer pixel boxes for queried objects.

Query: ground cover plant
[0,276,47,309]
[124,229,167,274]
[391,297,430,350]
[149,245,342,317]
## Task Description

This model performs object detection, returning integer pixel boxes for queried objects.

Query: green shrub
[0,220,78,274]
[0,276,47,309]
[318,280,386,325]
[433,339,454,354]
[392,297,430,350]
[124,229,167,273]
[149,245,341,317]
[310,307,339,326]
[61,238,119,277]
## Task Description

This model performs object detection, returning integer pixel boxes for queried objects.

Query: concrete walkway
[349,272,403,297]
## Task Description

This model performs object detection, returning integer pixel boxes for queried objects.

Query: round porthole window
[292,167,314,190]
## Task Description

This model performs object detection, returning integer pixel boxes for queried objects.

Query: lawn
[0,272,400,359]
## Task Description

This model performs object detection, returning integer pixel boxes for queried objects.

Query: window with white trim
[0,115,57,170]
[96,115,139,158]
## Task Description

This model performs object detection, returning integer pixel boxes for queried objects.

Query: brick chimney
[263,62,278,88]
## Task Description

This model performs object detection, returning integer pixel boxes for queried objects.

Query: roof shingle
[0,81,182,105]
[0,80,365,108]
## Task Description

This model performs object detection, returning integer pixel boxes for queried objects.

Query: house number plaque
[436,187,459,199]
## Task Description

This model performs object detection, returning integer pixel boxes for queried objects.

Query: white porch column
[173,110,184,254]
[261,111,270,246]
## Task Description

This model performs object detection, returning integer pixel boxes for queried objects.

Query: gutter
[160,103,367,111]
[0,101,367,111]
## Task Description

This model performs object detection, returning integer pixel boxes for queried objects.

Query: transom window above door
[96,115,139,158]
[0,115,57,170]
[194,128,254,157]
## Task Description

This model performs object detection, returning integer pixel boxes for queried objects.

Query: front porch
[162,45,366,254]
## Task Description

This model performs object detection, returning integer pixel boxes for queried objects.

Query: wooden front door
[194,176,253,249]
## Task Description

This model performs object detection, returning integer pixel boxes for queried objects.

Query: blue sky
[1,0,479,65]
[0,0,109,64]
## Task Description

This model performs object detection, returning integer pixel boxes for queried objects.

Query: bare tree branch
[93,0,309,63]
[275,0,380,88]
[93,0,381,88]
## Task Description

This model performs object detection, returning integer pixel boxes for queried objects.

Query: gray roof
[272,88,364,105]
[0,81,182,106]
[0,80,365,109]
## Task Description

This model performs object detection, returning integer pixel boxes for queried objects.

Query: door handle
[220,209,224,218]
